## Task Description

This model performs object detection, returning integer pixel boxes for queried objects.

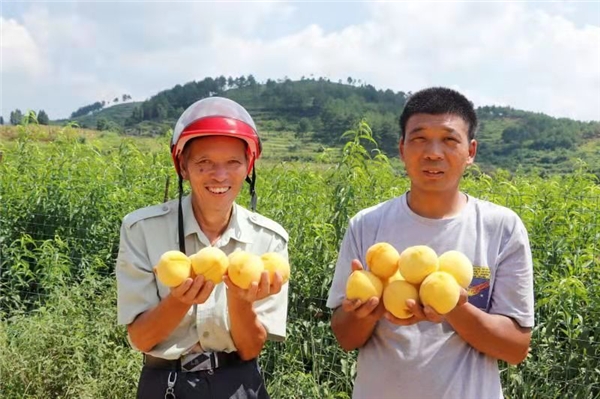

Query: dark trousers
[136,358,270,399]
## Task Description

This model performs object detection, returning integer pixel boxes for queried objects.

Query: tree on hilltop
[10,109,23,125]
[38,110,49,125]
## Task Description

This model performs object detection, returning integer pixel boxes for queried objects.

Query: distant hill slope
[54,76,600,175]
[54,102,141,129]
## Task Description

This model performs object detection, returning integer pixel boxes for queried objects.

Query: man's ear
[399,137,405,161]
[467,139,478,165]
[178,155,189,180]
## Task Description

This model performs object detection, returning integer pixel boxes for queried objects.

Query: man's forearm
[227,292,267,360]
[331,307,379,351]
[445,303,531,364]
[127,295,191,353]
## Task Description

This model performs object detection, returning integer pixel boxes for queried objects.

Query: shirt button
[202,331,210,338]
[162,205,168,211]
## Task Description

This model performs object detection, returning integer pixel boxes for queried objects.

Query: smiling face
[400,113,477,197]
[179,135,249,213]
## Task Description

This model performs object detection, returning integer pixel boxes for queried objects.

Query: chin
[414,182,454,193]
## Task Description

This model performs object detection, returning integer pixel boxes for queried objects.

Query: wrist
[227,289,254,309]
[166,293,193,311]
[445,300,471,323]
[348,306,381,325]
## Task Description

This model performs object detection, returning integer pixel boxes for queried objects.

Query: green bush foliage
[0,121,598,398]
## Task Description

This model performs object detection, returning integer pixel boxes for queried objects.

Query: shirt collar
[181,195,254,245]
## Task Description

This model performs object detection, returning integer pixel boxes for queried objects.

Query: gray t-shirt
[326,193,534,399]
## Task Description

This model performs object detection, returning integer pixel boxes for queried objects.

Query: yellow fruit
[190,247,229,284]
[154,250,192,287]
[438,250,473,289]
[398,245,439,285]
[227,251,264,289]
[383,269,405,289]
[419,271,461,315]
[261,252,290,284]
[383,280,420,319]
[366,242,401,279]
[345,270,384,302]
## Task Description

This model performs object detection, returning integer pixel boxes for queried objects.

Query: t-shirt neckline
[399,192,474,227]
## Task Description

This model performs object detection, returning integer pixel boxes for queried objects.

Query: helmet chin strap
[178,175,186,254]
[246,166,257,212]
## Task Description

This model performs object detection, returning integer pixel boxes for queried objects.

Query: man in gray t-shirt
[327,87,534,399]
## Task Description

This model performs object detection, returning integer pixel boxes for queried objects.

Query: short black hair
[399,87,478,141]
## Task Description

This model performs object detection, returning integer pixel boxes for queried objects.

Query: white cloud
[1,2,599,121]
[21,7,97,50]
[0,17,48,77]
[162,2,597,121]
[1,2,295,118]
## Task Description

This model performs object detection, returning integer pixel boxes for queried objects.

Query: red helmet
[171,97,262,175]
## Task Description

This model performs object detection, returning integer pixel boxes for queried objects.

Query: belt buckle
[181,351,218,372]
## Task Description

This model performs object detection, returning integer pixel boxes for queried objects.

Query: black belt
[143,352,243,372]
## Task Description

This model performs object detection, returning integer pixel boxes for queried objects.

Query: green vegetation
[0,123,330,164]
[22,76,597,175]
[120,76,600,174]
[476,106,600,175]
[53,102,141,132]
[9,109,24,125]
[0,124,164,154]
[0,121,598,398]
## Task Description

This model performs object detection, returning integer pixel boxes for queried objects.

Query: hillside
[53,102,141,130]
[51,77,600,175]
[0,124,166,155]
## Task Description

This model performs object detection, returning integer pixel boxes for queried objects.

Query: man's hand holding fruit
[345,243,473,326]
[153,248,290,305]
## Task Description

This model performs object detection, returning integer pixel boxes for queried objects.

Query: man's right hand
[340,259,386,320]
[330,259,386,351]
[170,275,215,305]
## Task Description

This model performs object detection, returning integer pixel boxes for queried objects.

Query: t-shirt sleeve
[326,218,361,310]
[115,220,160,326]
[254,237,289,341]
[488,217,535,328]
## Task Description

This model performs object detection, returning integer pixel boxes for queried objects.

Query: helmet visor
[172,97,257,148]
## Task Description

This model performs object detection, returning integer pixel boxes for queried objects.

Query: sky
[1,1,599,122]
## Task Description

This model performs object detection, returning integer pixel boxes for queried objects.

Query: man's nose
[424,140,444,159]
[211,163,228,180]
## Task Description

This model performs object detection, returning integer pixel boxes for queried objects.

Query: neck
[191,197,233,245]
[406,188,467,219]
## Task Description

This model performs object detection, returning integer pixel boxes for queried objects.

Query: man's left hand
[224,271,283,303]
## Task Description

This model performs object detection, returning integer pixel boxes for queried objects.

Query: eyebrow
[193,154,245,161]
[407,126,458,136]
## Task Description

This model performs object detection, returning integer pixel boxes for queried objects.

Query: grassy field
[0,124,165,153]
[52,102,141,130]
[0,123,598,398]
[0,124,339,164]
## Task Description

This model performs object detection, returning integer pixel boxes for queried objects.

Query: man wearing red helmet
[116,97,289,398]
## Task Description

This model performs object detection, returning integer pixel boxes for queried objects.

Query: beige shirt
[116,194,289,360]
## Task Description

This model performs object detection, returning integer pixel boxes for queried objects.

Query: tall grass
[0,121,598,398]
